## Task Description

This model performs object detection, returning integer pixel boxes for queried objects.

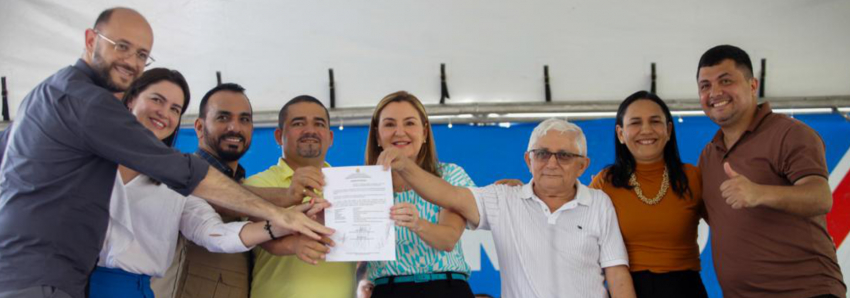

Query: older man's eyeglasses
[94,30,155,66]
[529,149,584,163]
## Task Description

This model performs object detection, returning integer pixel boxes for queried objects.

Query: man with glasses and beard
[0,8,332,298]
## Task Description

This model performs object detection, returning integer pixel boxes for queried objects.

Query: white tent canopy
[1,0,849,120]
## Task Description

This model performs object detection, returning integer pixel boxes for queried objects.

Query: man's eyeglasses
[528,149,584,163]
[94,30,155,66]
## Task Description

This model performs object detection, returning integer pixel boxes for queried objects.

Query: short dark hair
[121,68,191,148]
[93,8,116,30]
[277,95,330,129]
[198,83,248,119]
[697,45,754,79]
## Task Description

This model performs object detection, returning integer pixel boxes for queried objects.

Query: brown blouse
[590,160,703,273]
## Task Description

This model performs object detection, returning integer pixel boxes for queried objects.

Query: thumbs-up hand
[720,162,761,209]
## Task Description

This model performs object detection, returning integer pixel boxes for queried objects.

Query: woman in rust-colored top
[590,91,708,298]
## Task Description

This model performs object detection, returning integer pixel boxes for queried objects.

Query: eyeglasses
[94,30,155,66]
[528,149,584,163]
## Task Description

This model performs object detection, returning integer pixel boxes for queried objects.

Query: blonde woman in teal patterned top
[364,91,475,298]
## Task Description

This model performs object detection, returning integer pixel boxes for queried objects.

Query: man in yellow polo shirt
[244,95,355,298]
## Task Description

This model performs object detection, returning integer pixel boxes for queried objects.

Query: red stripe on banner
[828,173,850,246]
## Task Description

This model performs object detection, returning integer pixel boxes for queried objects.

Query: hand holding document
[323,165,396,262]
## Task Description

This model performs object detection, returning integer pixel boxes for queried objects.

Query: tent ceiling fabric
[1,0,849,119]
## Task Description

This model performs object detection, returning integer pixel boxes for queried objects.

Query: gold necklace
[629,166,669,205]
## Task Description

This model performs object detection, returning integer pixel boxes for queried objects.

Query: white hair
[527,118,587,156]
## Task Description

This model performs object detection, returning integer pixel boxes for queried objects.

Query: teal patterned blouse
[366,163,475,280]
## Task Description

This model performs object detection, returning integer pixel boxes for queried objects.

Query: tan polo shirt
[699,102,845,298]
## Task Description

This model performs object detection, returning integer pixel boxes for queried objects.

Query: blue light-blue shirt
[367,163,474,280]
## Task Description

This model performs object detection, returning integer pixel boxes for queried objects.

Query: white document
[323,165,396,262]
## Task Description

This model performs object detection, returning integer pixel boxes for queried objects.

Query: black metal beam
[216,71,222,86]
[329,68,336,109]
[2,77,9,121]
[650,63,657,94]
[440,63,450,104]
[544,65,552,103]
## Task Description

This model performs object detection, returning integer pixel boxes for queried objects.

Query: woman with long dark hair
[589,90,708,298]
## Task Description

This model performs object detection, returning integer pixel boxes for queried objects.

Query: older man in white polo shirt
[377,118,635,298]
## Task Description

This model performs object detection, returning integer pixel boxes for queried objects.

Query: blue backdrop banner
[175,113,850,298]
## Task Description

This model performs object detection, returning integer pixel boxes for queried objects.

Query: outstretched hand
[304,197,331,220]
[269,203,334,240]
[293,233,335,265]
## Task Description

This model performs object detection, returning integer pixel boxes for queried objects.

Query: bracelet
[264,220,278,240]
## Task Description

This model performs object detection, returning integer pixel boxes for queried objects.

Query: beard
[295,133,323,158]
[91,49,133,93]
[204,128,251,162]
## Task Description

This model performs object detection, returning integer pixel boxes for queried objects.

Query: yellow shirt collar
[275,158,332,179]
